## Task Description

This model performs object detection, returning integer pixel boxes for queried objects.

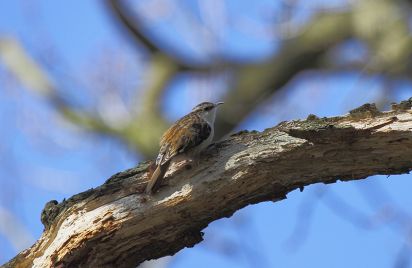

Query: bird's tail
[145,160,170,194]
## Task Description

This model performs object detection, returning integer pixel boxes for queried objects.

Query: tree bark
[3,100,412,268]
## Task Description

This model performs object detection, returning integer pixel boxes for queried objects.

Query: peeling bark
[3,100,412,268]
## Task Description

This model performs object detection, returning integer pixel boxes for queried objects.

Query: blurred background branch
[3,0,412,155]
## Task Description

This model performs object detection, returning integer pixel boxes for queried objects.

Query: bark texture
[3,100,412,268]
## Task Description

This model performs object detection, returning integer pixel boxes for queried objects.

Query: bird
[145,101,224,194]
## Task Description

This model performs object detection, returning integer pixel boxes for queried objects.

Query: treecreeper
[145,102,224,194]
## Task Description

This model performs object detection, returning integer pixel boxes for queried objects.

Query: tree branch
[106,0,159,53]
[215,11,353,138]
[124,53,177,157]
[3,99,412,268]
[106,0,217,71]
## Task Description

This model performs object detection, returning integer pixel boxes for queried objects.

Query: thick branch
[3,100,412,268]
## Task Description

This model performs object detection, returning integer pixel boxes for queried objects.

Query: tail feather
[145,161,170,194]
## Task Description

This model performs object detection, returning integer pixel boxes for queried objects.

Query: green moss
[391,97,412,111]
[306,114,320,121]
[349,103,381,118]
[41,200,60,230]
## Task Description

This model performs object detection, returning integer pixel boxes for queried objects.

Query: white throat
[201,108,217,126]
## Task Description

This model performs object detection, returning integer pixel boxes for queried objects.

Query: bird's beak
[215,102,224,107]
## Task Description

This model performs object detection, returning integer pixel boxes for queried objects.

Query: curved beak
[215,102,224,107]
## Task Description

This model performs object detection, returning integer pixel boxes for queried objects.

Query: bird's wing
[156,114,211,165]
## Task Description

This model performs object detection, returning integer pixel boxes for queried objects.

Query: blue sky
[0,0,411,267]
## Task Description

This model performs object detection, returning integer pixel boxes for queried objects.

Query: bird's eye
[205,107,212,111]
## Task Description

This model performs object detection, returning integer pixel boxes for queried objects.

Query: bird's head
[192,102,224,124]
